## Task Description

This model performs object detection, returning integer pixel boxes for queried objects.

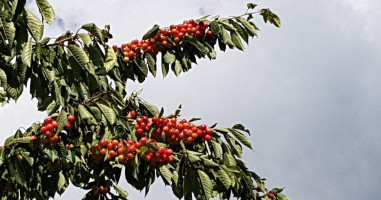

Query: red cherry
[140,137,147,145]
[30,135,37,141]
[45,118,53,124]
[136,128,144,135]
[199,124,207,130]
[186,137,193,143]
[109,150,116,157]
[128,145,136,152]
[127,153,134,159]
[100,148,106,155]
[204,134,212,141]
[107,143,114,150]
[168,155,174,163]
[46,124,54,132]
[65,123,72,130]
[130,110,137,117]
[206,128,213,135]
[207,30,214,36]
[52,121,59,128]
[112,139,119,147]
[117,148,124,155]
[158,147,165,154]
[53,135,60,143]
[166,149,173,155]
[267,193,275,199]
[45,131,52,137]
[118,155,124,161]
[112,45,118,51]
[67,115,75,123]
[41,126,47,133]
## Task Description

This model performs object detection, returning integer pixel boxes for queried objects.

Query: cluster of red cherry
[113,19,214,63]
[127,111,214,145]
[40,117,61,145]
[90,136,174,166]
[39,115,75,147]
[151,116,213,145]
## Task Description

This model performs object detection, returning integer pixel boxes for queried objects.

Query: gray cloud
[1,0,380,199]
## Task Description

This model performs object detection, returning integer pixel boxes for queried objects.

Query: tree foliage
[0,0,287,199]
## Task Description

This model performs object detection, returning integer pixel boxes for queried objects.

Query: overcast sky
[1,0,380,199]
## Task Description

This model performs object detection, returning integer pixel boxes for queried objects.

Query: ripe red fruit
[46,124,54,132]
[168,155,174,163]
[30,135,37,141]
[158,147,165,154]
[140,137,147,145]
[136,117,143,124]
[67,115,75,123]
[118,147,124,155]
[45,118,53,124]
[107,143,114,150]
[206,128,213,135]
[109,150,116,157]
[204,134,212,141]
[126,113,133,119]
[112,140,119,147]
[267,193,275,199]
[118,155,124,161]
[53,135,60,143]
[112,45,118,51]
[136,128,144,135]
[65,123,72,130]
[207,30,214,36]
[127,153,134,159]
[100,148,106,155]
[191,133,198,139]
[144,154,152,161]
[41,126,47,133]
[45,131,52,137]
[166,149,173,155]
[130,110,137,117]
[128,145,136,152]
[187,137,193,143]
[52,121,59,128]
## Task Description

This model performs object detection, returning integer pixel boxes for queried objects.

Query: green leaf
[145,53,156,77]
[172,59,182,76]
[142,25,159,40]
[104,45,118,72]
[201,157,219,167]
[162,61,170,78]
[0,69,7,88]
[68,45,90,68]
[260,9,281,28]
[247,3,257,9]
[21,38,33,66]
[210,21,220,35]
[36,0,56,24]
[81,23,104,42]
[198,170,212,199]
[25,10,44,41]
[57,171,67,192]
[139,100,159,117]
[1,19,15,42]
[185,35,209,55]
[78,104,94,121]
[231,20,249,43]
[96,103,116,125]
[78,33,92,46]
[220,27,235,48]
[56,109,68,134]
[163,51,176,64]
[216,168,232,189]
[114,183,129,198]
[231,31,244,50]
[159,165,173,184]
[228,128,252,149]
[237,17,257,36]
